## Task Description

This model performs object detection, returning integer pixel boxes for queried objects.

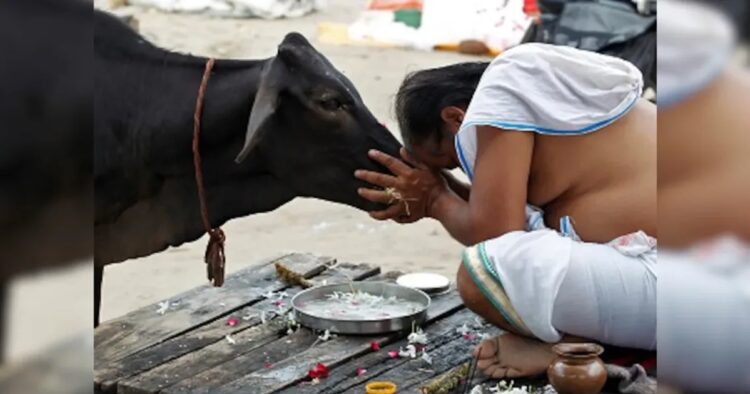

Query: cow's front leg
[94,265,103,327]
[0,278,7,363]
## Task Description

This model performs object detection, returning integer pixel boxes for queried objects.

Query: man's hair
[395,62,489,148]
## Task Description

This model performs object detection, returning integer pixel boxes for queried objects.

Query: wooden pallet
[95,253,623,393]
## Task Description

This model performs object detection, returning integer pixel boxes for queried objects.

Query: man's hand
[355,148,448,223]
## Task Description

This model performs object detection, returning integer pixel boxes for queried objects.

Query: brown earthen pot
[547,343,607,394]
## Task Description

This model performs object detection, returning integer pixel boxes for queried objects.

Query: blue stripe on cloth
[454,134,473,180]
[460,95,638,136]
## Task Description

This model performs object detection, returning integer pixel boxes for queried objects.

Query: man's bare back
[659,68,750,247]
[528,99,657,243]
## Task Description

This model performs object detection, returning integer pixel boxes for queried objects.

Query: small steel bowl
[291,282,430,334]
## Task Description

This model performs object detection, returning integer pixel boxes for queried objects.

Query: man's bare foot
[473,333,556,378]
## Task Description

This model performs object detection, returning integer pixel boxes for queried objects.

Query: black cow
[94,11,401,325]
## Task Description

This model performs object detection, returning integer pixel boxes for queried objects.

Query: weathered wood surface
[206,291,464,394]
[94,253,332,391]
[117,263,380,394]
[97,254,630,394]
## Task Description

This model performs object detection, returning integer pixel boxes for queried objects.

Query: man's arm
[442,170,471,201]
[355,126,532,246]
[428,126,532,245]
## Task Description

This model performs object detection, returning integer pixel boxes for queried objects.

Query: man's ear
[235,60,284,163]
[440,106,466,135]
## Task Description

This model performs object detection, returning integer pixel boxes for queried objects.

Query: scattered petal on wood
[408,328,428,345]
[388,350,400,359]
[242,314,257,321]
[226,317,239,327]
[318,329,335,342]
[477,332,492,341]
[421,350,433,365]
[356,367,367,376]
[463,333,476,341]
[225,334,236,345]
[156,301,170,315]
[457,323,471,336]
[262,291,277,299]
[308,362,329,379]
[260,311,267,324]
[264,362,273,369]
[370,341,381,351]
[399,345,417,359]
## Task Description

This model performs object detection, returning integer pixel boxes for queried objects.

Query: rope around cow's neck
[192,58,226,287]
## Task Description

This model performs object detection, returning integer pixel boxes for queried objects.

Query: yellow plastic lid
[366,381,398,394]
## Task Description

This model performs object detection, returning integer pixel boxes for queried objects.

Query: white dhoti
[462,222,656,350]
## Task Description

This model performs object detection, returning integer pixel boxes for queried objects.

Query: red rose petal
[226,317,239,327]
[264,362,273,369]
[370,341,381,351]
[388,351,400,359]
[308,362,329,379]
[356,367,367,376]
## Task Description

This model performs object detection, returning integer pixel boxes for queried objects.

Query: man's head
[395,62,489,169]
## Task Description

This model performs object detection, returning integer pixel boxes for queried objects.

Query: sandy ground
[96,1,477,322]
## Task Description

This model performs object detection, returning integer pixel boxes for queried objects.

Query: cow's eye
[319,98,343,111]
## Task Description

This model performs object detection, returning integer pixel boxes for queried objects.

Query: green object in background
[394,9,422,29]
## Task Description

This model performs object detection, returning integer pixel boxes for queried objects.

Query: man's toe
[474,337,499,359]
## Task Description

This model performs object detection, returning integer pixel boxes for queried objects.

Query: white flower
[318,329,336,341]
[457,323,471,336]
[470,385,487,394]
[408,328,428,345]
[156,301,170,315]
[421,350,433,365]
[225,334,236,345]
[398,344,417,359]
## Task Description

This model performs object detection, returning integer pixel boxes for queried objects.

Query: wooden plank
[341,328,500,394]
[116,263,380,394]
[276,307,482,394]
[206,291,465,394]
[94,253,331,372]
[99,263,379,393]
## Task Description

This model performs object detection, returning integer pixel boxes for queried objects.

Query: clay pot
[547,343,607,394]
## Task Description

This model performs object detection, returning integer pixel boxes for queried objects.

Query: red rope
[192,58,226,287]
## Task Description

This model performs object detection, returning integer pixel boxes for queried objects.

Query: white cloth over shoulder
[455,43,643,179]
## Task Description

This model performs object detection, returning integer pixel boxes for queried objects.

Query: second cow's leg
[94,265,103,328]
[0,279,7,363]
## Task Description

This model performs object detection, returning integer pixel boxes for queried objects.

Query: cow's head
[235,33,402,211]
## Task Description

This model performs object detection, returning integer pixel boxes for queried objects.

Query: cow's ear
[235,62,282,163]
